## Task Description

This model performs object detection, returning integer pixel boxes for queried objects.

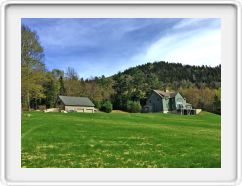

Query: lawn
[21,111,221,168]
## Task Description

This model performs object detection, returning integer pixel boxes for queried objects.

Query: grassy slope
[21,112,221,168]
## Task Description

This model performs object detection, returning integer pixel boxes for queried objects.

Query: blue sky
[22,18,221,79]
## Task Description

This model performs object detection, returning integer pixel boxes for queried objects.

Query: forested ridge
[21,25,221,114]
[122,62,221,88]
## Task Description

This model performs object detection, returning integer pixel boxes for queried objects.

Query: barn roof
[153,90,178,98]
[58,96,95,107]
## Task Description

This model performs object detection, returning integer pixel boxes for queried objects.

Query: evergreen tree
[59,76,66,96]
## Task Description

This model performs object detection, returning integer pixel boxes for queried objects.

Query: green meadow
[21,111,221,168]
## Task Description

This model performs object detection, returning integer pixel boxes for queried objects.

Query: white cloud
[173,19,204,29]
[130,28,221,67]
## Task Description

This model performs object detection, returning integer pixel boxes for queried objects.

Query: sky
[22,18,221,79]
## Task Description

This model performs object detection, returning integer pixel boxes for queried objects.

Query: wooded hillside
[21,25,221,114]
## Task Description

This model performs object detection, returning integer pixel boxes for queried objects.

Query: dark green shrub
[126,101,142,113]
[101,101,113,113]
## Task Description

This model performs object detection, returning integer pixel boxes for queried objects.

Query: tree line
[21,25,221,114]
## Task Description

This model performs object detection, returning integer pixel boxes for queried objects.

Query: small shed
[57,96,96,113]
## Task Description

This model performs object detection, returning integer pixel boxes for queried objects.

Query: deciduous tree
[21,25,46,110]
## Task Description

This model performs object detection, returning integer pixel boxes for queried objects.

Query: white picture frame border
[0,0,241,186]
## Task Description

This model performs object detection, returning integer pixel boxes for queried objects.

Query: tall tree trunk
[35,98,37,110]
[27,63,30,111]
[27,65,30,111]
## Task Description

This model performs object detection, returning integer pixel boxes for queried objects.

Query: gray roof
[153,90,178,98]
[59,96,95,107]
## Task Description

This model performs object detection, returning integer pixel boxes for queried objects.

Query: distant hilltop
[113,61,221,89]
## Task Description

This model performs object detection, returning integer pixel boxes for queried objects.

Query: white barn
[58,95,96,113]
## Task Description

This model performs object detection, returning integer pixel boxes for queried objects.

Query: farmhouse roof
[153,90,178,98]
[58,96,95,107]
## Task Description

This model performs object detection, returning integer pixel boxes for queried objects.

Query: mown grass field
[21,111,221,168]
